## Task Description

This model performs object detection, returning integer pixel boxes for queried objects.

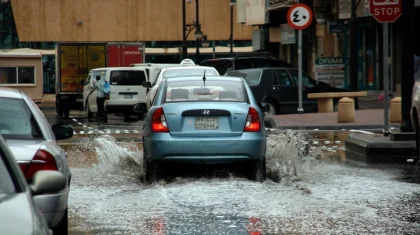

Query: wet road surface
[42,107,420,234]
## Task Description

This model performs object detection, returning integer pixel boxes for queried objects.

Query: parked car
[144,59,219,110]
[0,134,68,235]
[200,55,293,75]
[83,67,150,119]
[0,87,74,234]
[226,68,349,115]
[142,75,268,183]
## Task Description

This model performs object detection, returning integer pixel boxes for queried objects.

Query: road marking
[72,119,77,122]
[88,131,93,134]
[116,130,120,134]
[79,131,84,134]
[83,125,87,128]
[78,122,83,126]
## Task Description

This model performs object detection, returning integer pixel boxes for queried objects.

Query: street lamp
[229,0,236,56]
[181,0,205,62]
[201,35,210,48]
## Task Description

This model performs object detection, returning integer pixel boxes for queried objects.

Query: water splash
[91,135,143,177]
[266,130,324,183]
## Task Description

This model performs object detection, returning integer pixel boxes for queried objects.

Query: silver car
[0,87,73,234]
[0,134,68,235]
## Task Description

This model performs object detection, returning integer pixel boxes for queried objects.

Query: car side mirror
[257,102,270,113]
[142,81,152,88]
[31,170,67,196]
[52,124,74,140]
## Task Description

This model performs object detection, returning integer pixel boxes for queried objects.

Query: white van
[83,67,149,119]
[130,63,179,86]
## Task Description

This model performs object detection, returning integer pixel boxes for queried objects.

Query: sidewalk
[264,109,400,130]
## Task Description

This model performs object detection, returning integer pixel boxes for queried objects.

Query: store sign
[327,20,348,33]
[246,0,268,25]
[279,24,295,44]
[314,57,345,88]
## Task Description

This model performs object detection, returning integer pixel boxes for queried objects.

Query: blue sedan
[142,76,268,183]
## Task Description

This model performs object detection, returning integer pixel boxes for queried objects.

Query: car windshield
[0,98,44,139]
[163,80,246,103]
[91,70,107,82]
[110,70,146,85]
[163,68,218,78]
[0,152,15,194]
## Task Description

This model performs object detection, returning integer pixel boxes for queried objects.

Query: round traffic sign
[287,4,313,30]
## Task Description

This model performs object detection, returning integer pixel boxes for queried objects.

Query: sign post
[370,0,402,135]
[287,3,313,114]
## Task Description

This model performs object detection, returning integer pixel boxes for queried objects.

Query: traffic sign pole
[298,27,303,113]
[369,0,402,135]
[383,23,389,135]
[287,3,313,114]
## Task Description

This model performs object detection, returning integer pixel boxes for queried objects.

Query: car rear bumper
[106,103,147,113]
[143,133,266,163]
[33,187,69,228]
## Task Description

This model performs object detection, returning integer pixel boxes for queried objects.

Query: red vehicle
[107,42,145,67]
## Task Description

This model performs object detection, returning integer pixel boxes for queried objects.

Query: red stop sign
[370,0,402,23]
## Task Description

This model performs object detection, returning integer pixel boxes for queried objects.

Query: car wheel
[248,158,266,183]
[264,100,278,116]
[52,208,68,235]
[144,159,163,183]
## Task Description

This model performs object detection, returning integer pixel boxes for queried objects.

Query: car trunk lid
[162,102,250,137]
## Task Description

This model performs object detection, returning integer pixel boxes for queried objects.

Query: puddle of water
[67,130,420,234]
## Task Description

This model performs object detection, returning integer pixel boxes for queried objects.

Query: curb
[263,117,400,131]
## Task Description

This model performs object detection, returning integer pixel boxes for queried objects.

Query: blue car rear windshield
[164,80,246,103]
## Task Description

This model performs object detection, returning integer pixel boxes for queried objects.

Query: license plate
[195,117,219,130]
[124,94,133,99]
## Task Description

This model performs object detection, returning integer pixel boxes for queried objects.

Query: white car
[144,61,219,110]
[0,87,74,234]
[83,67,150,119]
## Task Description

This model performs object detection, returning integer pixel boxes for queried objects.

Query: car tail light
[244,107,260,132]
[19,149,58,181]
[152,107,169,132]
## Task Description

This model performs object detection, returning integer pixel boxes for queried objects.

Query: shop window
[0,67,35,85]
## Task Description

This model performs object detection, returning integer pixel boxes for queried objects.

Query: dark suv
[200,56,293,75]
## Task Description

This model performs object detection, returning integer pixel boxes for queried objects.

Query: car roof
[0,87,23,99]
[231,67,297,72]
[90,67,146,71]
[164,75,242,83]
[164,66,216,71]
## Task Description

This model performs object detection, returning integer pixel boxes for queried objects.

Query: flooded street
[64,130,420,234]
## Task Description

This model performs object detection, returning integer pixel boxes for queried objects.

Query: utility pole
[182,0,187,59]
[400,0,415,132]
[349,0,358,93]
[195,0,200,61]
[229,0,234,56]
